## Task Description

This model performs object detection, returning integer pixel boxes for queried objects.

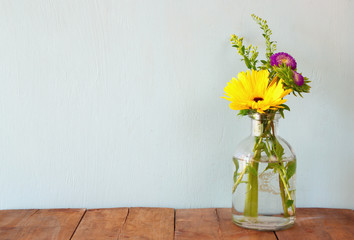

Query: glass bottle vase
[232,113,296,231]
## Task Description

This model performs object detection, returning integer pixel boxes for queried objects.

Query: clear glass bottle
[232,113,296,231]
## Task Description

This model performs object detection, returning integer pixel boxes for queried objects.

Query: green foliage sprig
[275,66,311,97]
[229,14,311,116]
[230,35,259,70]
[251,14,277,60]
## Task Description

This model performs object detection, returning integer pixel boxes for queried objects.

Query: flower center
[253,97,264,102]
[281,58,289,64]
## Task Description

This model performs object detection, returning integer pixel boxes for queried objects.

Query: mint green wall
[0,0,353,209]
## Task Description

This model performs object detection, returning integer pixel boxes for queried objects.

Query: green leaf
[286,199,294,208]
[263,162,279,172]
[263,143,270,157]
[272,137,284,162]
[233,158,239,183]
[286,161,296,180]
[280,104,290,111]
[254,141,264,151]
[244,57,252,69]
[274,139,284,161]
[237,109,249,116]
[254,142,270,157]
[233,171,238,183]
[241,46,245,54]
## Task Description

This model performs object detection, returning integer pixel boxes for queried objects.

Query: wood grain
[175,208,221,240]
[0,208,353,239]
[119,207,174,240]
[0,209,38,240]
[217,208,277,240]
[0,208,85,240]
[72,208,128,240]
[175,208,276,240]
[275,208,354,240]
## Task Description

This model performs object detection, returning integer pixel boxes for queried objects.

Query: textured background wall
[0,0,353,209]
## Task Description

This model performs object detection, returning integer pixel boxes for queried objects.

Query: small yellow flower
[222,70,291,113]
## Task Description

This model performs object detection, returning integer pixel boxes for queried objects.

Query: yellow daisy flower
[222,69,292,113]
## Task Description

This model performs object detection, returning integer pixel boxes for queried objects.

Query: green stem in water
[278,173,290,217]
[244,161,259,217]
[243,118,273,218]
[278,168,295,214]
[232,166,247,193]
[269,119,295,216]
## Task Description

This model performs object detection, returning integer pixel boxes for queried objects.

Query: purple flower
[293,71,304,86]
[270,52,297,70]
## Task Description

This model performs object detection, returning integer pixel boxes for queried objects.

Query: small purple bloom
[270,52,297,70]
[293,71,304,86]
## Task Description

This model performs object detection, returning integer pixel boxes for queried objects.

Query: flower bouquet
[222,15,311,230]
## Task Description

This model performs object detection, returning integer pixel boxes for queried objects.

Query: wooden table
[0,208,353,239]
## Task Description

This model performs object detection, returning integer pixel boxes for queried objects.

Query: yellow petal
[221,69,291,112]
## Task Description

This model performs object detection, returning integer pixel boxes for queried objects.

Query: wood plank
[175,208,221,240]
[1,207,352,240]
[175,208,276,240]
[119,207,174,240]
[275,208,354,240]
[0,209,38,239]
[217,208,277,240]
[71,208,128,240]
[0,208,85,240]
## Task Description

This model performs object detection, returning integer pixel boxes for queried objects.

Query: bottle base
[232,214,295,231]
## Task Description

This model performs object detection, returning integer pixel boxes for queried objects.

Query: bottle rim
[248,112,281,121]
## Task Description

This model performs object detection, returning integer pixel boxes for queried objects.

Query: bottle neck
[250,113,279,137]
